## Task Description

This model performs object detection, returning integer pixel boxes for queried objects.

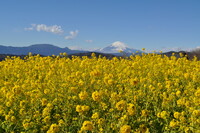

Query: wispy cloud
[25,24,63,34]
[85,40,93,43]
[65,30,79,40]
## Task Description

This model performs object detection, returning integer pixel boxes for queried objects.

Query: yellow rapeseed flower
[47,124,59,133]
[169,119,178,128]
[174,112,181,119]
[141,109,149,117]
[127,103,136,116]
[116,100,126,111]
[91,112,99,119]
[120,125,131,133]
[76,105,83,113]
[81,121,93,131]
[192,110,200,117]
[92,91,101,102]
[81,105,90,112]
[79,91,88,100]
[160,111,168,119]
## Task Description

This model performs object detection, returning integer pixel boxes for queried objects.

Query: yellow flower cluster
[0,53,199,132]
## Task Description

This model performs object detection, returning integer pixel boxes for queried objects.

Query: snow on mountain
[97,41,142,54]
[110,41,128,51]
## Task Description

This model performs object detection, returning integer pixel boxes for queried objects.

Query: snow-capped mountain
[96,41,142,54]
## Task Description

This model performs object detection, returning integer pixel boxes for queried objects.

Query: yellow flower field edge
[0,53,199,133]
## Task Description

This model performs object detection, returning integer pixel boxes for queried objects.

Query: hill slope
[0,44,86,56]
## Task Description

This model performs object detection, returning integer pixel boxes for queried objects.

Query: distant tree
[190,48,200,60]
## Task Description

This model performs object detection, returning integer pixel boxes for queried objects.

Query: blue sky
[0,0,200,51]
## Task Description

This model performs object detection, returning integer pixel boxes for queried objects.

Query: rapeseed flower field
[0,53,199,133]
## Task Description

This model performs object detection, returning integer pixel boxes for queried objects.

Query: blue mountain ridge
[0,44,87,56]
[0,43,143,56]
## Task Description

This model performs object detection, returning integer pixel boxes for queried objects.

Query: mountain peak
[110,41,128,51]
[97,41,142,55]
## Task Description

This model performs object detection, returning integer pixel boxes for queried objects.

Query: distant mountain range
[0,43,199,61]
[0,44,86,56]
[0,42,142,56]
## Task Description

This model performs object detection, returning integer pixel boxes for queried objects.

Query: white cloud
[65,30,79,40]
[25,24,80,40]
[25,24,63,34]
[85,40,93,43]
